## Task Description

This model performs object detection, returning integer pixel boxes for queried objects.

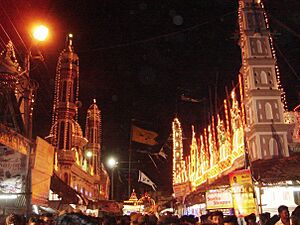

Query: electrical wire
[0,23,22,57]
[269,14,300,41]
[0,3,29,52]
[274,42,300,81]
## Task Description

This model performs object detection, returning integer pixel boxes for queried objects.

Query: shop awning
[50,174,87,205]
[251,153,300,183]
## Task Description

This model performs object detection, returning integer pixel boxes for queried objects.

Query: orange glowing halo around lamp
[32,25,49,41]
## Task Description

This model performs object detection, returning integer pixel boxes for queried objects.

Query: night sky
[1,0,300,200]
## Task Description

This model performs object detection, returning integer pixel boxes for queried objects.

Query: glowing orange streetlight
[32,25,49,42]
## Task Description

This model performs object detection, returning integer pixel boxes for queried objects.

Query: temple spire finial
[66,33,74,51]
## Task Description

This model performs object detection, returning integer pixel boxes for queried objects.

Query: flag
[138,170,157,191]
[132,125,158,146]
[158,147,167,159]
[181,95,203,103]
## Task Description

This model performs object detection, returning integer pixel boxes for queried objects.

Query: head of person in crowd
[180,215,198,225]
[266,215,280,225]
[116,215,130,225]
[200,214,210,224]
[102,215,117,225]
[260,213,271,225]
[245,213,257,225]
[130,212,142,225]
[28,216,42,225]
[158,214,179,225]
[278,205,290,224]
[208,211,223,225]
[147,214,158,225]
[291,206,300,225]
[40,213,54,225]
[223,215,238,225]
[5,214,21,225]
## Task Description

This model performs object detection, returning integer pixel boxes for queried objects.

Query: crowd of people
[1,205,300,225]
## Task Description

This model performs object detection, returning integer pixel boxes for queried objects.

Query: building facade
[172,0,299,216]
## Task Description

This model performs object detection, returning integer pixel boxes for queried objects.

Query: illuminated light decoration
[199,135,208,175]
[211,116,219,163]
[217,114,229,161]
[172,118,187,185]
[85,99,102,176]
[223,99,232,151]
[238,74,246,128]
[203,128,209,164]
[191,89,245,188]
[230,90,244,154]
[259,1,288,111]
[189,126,198,189]
[293,105,300,141]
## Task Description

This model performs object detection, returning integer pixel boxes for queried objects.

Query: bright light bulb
[86,151,92,158]
[107,158,118,168]
[33,25,49,41]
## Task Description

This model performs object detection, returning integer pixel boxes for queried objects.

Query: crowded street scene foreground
[0,0,300,224]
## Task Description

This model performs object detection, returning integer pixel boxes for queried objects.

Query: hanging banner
[229,169,257,217]
[32,137,54,206]
[206,188,233,210]
[0,146,27,194]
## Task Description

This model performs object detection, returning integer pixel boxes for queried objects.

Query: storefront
[0,124,31,216]
[255,184,300,215]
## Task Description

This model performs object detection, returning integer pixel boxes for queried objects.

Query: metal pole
[111,168,114,200]
[128,122,133,197]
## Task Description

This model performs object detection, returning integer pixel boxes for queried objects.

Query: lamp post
[107,157,118,200]
[25,24,49,217]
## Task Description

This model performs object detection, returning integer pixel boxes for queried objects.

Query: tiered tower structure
[47,34,87,178]
[238,0,290,160]
[85,99,102,176]
[47,34,109,200]
[172,118,187,185]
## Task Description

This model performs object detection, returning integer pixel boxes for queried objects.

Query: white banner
[138,170,157,191]
[0,146,27,194]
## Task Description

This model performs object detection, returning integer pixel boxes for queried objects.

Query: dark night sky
[1,0,300,200]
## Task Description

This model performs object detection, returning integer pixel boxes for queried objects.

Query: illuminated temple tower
[85,99,102,176]
[172,118,187,185]
[238,0,290,160]
[47,34,109,201]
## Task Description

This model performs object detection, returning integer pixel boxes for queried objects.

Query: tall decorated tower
[172,118,187,185]
[47,34,87,182]
[238,0,290,160]
[85,99,102,176]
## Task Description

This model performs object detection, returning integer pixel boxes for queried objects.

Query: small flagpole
[128,120,133,198]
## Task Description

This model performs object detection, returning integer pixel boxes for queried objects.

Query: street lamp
[107,157,118,200]
[32,25,49,42]
[25,23,50,217]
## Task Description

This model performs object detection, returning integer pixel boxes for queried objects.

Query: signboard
[0,124,30,155]
[0,146,27,194]
[173,182,190,198]
[206,188,233,210]
[229,169,257,217]
[32,137,54,206]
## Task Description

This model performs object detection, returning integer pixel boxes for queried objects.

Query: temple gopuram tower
[47,34,87,183]
[85,99,102,176]
[238,0,290,160]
